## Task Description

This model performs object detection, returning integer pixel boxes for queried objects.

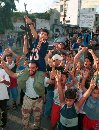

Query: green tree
[0,0,18,33]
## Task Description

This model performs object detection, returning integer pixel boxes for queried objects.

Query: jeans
[44,90,54,118]
[7,87,18,102]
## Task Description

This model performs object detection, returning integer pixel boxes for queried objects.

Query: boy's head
[39,29,49,41]
[84,57,92,68]
[6,53,13,64]
[52,54,63,66]
[61,71,69,84]
[65,51,73,61]
[65,88,77,107]
[91,86,99,99]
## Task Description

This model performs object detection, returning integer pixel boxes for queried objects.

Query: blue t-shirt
[72,43,79,50]
[84,33,91,47]
[83,96,99,120]
[26,37,48,72]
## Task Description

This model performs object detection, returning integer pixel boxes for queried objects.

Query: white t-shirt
[53,88,60,106]
[0,68,10,100]
[25,77,49,98]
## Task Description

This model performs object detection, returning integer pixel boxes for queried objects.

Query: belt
[26,95,42,100]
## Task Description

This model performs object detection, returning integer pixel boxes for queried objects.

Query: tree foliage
[13,11,50,21]
[0,0,50,34]
[0,0,18,33]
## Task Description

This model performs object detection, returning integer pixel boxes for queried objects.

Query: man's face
[6,56,12,64]
[28,63,38,76]
[39,31,48,41]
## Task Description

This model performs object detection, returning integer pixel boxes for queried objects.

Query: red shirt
[9,77,17,88]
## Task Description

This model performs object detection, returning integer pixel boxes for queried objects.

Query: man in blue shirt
[84,31,91,47]
[71,38,81,54]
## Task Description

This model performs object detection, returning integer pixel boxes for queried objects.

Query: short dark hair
[65,88,77,99]
[85,56,92,63]
[61,71,69,78]
[29,60,39,68]
[6,53,12,57]
[40,28,49,36]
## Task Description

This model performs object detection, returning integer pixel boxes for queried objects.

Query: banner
[79,13,95,28]
[81,0,99,8]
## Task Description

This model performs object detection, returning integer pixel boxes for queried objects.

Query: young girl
[55,71,96,130]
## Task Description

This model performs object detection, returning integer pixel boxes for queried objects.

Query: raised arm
[76,79,96,112]
[56,71,65,106]
[2,48,21,62]
[25,16,38,39]
[74,47,87,63]
[88,49,98,67]
[23,35,29,54]
[8,48,21,62]
[45,50,53,63]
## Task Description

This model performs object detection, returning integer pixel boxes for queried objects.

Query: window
[66,20,70,23]
[96,17,98,21]
[60,5,63,12]
[92,8,94,11]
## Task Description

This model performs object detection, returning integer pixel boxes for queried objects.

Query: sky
[15,0,57,13]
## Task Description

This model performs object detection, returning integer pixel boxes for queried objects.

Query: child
[51,71,69,130]
[82,55,99,130]
[83,84,99,130]
[56,71,96,130]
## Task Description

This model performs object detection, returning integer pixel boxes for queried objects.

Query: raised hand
[49,70,56,79]
[55,70,61,82]
[88,49,93,53]
[82,70,90,79]
[4,48,10,54]
[89,79,96,90]
[0,60,7,68]
[79,46,88,51]
[25,16,32,24]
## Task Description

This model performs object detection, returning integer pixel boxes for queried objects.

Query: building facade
[60,0,81,25]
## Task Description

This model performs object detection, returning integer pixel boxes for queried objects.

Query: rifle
[24,3,33,49]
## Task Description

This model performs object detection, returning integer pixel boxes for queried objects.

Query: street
[6,104,50,130]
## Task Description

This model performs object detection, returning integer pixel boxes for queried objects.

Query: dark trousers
[78,113,85,130]
[20,90,25,105]
[0,100,7,127]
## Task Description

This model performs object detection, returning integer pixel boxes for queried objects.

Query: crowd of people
[0,16,99,130]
